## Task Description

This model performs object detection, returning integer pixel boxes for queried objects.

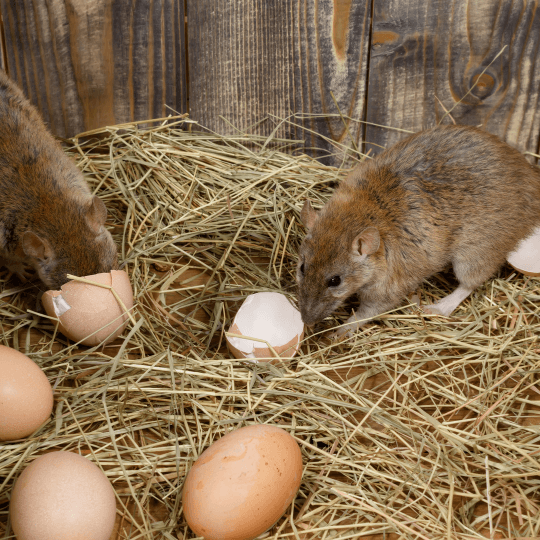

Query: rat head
[297,200,381,326]
[22,196,118,290]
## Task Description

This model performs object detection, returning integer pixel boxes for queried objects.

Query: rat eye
[299,262,305,275]
[327,275,341,287]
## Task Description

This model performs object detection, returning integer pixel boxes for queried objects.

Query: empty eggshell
[0,346,53,441]
[226,292,304,362]
[507,226,540,276]
[182,424,303,540]
[10,451,116,540]
[41,270,134,346]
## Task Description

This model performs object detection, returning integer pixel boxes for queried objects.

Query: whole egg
[10,451,117,540]
[0,345,53,441]
[183,424,303,540]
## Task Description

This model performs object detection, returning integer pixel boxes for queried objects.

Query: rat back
[368,125,540,265]
[0,70,117,289]
[298,124,540,327]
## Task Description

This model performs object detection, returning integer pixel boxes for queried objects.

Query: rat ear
[86,196,108,233]
[22,231,54,262]
[352,227,380,258]
[300,200,318,230]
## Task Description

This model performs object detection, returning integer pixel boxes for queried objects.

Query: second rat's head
[23,196,118,290]
[296,200,382,326]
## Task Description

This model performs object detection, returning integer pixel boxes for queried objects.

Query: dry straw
[0,115,539,540]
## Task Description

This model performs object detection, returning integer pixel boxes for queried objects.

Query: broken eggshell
[226,292,304,362]
[41,270,134,346]
[507,226,540,277]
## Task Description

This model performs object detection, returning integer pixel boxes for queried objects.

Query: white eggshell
[507,226,540,276]
[226,292,304,362]
[41,270,134,346]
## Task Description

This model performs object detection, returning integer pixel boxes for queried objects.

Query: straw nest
[1,116,539,540]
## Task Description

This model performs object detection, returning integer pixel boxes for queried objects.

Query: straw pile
[1,116,539,540]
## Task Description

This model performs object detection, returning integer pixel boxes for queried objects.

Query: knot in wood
[469,70,496,100]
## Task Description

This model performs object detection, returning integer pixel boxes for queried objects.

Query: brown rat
[297,124,540,336]
[0,70,117,290]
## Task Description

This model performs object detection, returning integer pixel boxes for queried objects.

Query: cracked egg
[507,226,540,277]
[42,270,134,346]
[226,292,304,362]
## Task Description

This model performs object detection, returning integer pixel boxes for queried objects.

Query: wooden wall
[0,0,187,137]
[1,0,540,162]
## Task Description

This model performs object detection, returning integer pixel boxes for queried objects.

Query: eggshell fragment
[0,346,53,441]
[10,451,116,540]
[507,226,540,276]
[226,292,304,362]
[41,270,133,346]
[183,424,303,540]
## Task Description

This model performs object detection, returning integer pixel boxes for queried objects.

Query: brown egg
[10,451,116,540]
[507,226,540,276]
[226,292,304,362]
[183,424,303,540]
[42,270,134,346]
[0,346,53,441]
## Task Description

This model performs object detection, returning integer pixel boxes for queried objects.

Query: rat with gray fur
[297,124,540,337]
[0,70,117,290]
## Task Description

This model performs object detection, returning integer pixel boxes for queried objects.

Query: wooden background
[1,0,540,162]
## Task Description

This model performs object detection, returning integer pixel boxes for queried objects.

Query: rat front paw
[5,261,33,282]
[330,316,363,340]
[330,326,351,340]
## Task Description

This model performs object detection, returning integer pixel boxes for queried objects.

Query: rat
[297,124,540,337]
[0,70,118,291]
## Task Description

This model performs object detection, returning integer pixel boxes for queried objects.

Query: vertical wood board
[366,0,540,158]
[187,0,371,163]
[0,0,187,138]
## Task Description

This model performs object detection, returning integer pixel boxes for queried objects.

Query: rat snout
[300,314,317,328]
[300,308,319,327]
[298,297,324,327]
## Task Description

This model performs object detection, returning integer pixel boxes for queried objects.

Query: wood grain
[187,0,371,163]
[0,0,187,138]
[365,0,540,158]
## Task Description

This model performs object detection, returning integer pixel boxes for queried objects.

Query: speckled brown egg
[0,346,53,441]
[183,424,303,540]
[10,451,116,540]
[41,270,134,346]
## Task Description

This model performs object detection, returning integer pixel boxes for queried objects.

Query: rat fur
[297,124,540,336]
[0,70,117,290]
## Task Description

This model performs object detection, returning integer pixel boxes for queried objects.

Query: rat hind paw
[422,304,451,317]
[422,285,474,318]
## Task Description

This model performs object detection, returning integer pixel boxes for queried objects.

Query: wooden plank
[0,0,187,138]
[365,0,540,158]
[187,0,371,163]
